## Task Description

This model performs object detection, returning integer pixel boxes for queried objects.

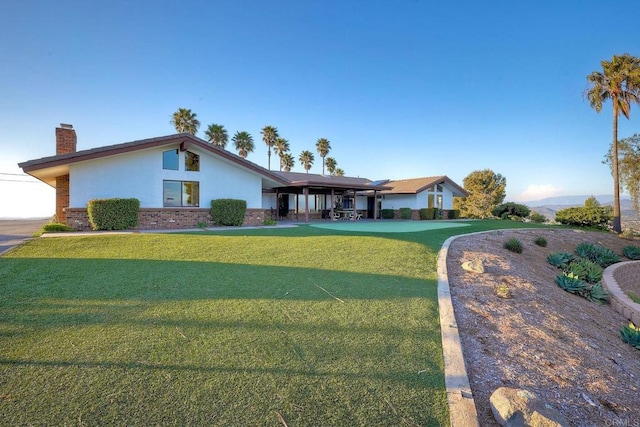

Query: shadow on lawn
[0,258,435,301]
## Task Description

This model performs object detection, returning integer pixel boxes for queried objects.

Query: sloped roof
[379,176,467,197]
[19,133,289,187]
[270,171,390,191]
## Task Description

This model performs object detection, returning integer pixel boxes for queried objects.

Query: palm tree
[261,125,279,170]
[232,131,255,159]
[205,124,228,148]
[586,53,640,233]
[274,137,290,171]
[334,168,345,177]
[315,138,331,174]
[281,153,294,172]
[298,150,315,173]
[170,108,200,135]
[325,157,337,176]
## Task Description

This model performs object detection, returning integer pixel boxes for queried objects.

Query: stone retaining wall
[602,261,640,326]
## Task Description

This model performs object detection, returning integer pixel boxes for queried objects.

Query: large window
[163,149,179,170]
[163,180,199,207]
[185,151,200,171]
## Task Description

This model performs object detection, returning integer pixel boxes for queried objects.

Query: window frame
[163,180,200,207]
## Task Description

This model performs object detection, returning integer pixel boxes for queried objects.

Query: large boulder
[490,387,569,426]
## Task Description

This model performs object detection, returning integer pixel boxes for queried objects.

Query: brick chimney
[56,123,76,155]
[55,123,75,225]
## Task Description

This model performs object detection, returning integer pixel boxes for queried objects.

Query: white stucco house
[18,124,467,229]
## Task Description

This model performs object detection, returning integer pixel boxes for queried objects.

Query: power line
[0,179,42,183]
[0,172,30,176]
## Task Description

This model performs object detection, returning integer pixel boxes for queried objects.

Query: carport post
[304,187,309,223]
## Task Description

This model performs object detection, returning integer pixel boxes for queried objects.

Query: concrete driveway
[0,219,50,255]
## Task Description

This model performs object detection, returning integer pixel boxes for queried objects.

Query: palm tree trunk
[612,103,622,233]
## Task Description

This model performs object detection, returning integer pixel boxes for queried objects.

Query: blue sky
[1,0,639,217]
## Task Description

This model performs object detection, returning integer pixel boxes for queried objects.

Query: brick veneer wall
[66,208,269,231]
[602,261,640,326]
[56,175,70,223]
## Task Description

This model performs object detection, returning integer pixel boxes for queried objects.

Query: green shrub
[42,223,75,233]
[492,202,530,219]
[448,209,460,219]
[623,245,640,260]
[620,323,640,350]
[380,209,395,219]
[503,238,523,253]
[547,252,576,270]
[399,208,412,220]
[87,198,140,231]
[528,212,547,223]
[534,236,547,247]
[263,219,277,226]
[554,197,613,229]
[419,208,435,220]
[211,199,247,226]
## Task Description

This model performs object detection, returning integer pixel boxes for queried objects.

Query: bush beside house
[211,199,247,226]
[87,198,140,230]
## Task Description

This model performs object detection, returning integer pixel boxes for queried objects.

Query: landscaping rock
[494,279,513,299]
[462,258,485,274]
[490,387,569,427]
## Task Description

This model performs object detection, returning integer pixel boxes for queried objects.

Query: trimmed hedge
[399,207,412,220]
[448,209,460,219]
[211,199,247,226]
[380,209,395,219]
[87,198,140,230]
[420,208,435,220]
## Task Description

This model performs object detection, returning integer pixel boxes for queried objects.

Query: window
[163,180,199,207]
[163,149,179,170]
[185,151,200,171]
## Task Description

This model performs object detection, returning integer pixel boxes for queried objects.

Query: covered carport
[264,172,392,223]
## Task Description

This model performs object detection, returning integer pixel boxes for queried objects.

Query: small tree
[458,169,506,218]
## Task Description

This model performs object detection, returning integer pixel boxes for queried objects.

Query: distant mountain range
[524,195,636,220]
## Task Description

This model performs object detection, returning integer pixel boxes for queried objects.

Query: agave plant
[555,273,589,297]
[623,245,640,260]
[575,242,619,267]
[587,282,609,304]
[547,252,576,270]
[567,259,603,284]
[620,322,640,349]
[593,249,620,268]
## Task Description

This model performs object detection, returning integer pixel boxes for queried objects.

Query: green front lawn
[0,220,544,426]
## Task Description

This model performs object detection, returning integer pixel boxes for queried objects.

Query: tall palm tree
[170,108,200,135]
[205,124,228,148]
[261,125,279,170]
[274,137,290,171]
[299,150,315,173]
[325,157,337,176]
[232,131,255,159]
[315,138,331,174]
[334,168,345,177]
[281,153,294,172]
[586,53,640,233]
